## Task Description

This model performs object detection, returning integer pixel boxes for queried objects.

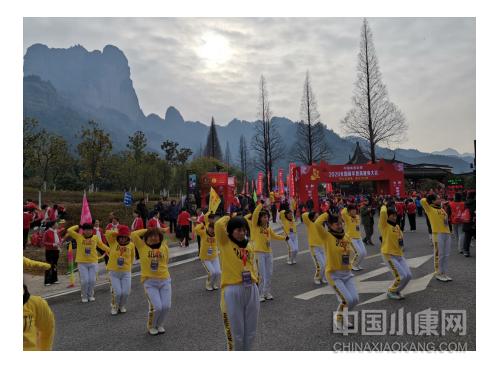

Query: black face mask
[148,242,162,249]
[328,227,345,240]
[229,233,249,248]
[83,233,93,239]
[23,284,30,305]
[388,219,397,227]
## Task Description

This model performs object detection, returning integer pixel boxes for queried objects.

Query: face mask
[83,233,93,239]
[229,232,249,248]
[388,219,397,227]
[328,227,345,239]
[148,241,162,249]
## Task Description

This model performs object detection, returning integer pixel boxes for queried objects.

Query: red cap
[117,225,131,237]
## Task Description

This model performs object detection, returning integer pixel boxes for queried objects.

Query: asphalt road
[48,215,475,351]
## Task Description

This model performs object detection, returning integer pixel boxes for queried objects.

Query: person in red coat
[177,208,192,247]
[147,210,166,229]
[42,221,61,285]
[105,214,120,232]
[405,199,417,232]
[131,210,145,231]
[23,206,35,249]
[449,192,466,253]
[395,199,406,231]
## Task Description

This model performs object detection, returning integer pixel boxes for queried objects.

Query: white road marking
[294,254,434,306]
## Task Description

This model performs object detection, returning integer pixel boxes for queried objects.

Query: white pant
[79,262,98,299]
[201,258,221,288]
[434,233,451,275]
[351,238,367,267]
[452,223,465,252]
[144,278,172,329]
[328,270,359,315]
[310,246,326,281]
[256,252,273,296]
[383,255,412,293]
[109,270,132,308]
[221,283,260,351]
[287,232,299,263]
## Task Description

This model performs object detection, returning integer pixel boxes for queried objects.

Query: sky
[23,17,476,154]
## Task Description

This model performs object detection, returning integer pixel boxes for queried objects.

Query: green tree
[76,120,113,189]
[23,118,43,171]
[127,131,147,162]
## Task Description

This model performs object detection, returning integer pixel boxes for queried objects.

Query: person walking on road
[302,211,327,285]
[103,225,136,315]
[314,211,359,329]
[279,209,299,265]
[379,204,412,300]
[66,223,108,303]
[42,220,61,286]
[341,204,366,271]
[215,213,259,351]
[406,199,417,232]
[449,192,465,253]
[421,194,453,282]
[461,193,476,258]
[195,214,221,291]
[177,207,191,247]
[251,202,288,302]
[131,227,171,336]
[360,199,375,245]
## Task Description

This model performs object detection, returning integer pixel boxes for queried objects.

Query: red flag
[289,163,296,197]
[80,192,93,225]
[257,172,263,196]
[278,168,284,196]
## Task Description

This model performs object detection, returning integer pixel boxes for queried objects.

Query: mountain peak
[164,106,184,124]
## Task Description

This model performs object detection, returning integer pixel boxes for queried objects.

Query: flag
[278,168,284,196]
[253,190,257,203]
[257,172,263,195]
[80,192,93,225]
[209,187,221,214]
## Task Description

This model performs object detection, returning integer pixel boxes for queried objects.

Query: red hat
[117,225,131,238]
[26,202,37,210]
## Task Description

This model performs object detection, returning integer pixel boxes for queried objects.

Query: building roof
[346,142,371,164]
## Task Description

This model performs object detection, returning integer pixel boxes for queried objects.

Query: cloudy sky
[23,17,475,154]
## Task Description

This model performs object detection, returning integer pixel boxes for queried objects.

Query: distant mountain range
[23,43,474,174]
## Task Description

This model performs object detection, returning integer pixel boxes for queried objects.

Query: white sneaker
[213,285,219,290]
[53,281,60,284]
[111,307,118,315]
[264,293,273,300]
[206,286,214,291]
[119,306,127,313]
[89,296,96,302]
[149,328,159,335]
[157,326,166,334]
[314,279,321,285]
[259,296,266,302]
[81,298,89,303]
[286,260,292,265]
[322,278,328,284]
[435,274,448,282]
[445,275,453,281]
[292,260,297,264]
[352,266,361,271]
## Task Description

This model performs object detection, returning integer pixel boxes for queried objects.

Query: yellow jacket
[279,210,297,235]
[301,212,324,248]
[379,206,404,257]
[131,229,170,282]
[251,203,287,253]
[23,295,55,351]
[102,231,136,272]
[67,225,107,263]
[195,223,218,261]
[23,257,51,273]
[215,215,258,288]
[314,212,353,273]
[341,207,362,239]
[421,198,451,234]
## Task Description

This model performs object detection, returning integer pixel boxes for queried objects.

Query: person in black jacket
[462,192,476,258]
[136,198,149,227]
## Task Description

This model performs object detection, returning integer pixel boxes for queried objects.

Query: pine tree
[224,141,231,167]
[203,117,223,161]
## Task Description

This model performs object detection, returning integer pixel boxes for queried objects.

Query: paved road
[48,216,475,351]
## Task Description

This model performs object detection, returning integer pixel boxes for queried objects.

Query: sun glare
[196,32,232,68]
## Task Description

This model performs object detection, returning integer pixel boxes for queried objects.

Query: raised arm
[340,207,348,223]
[270,227,287,241]
[302,212,312,227]
[23,257,51,272]
[252,203,263,230]
[379,205,388,233]
[420,198,430,214]
[194,223,205,236]
[314,212,329,242]
[215,215,231,246]
[131,229,148,250]
[66,225,81,241]
[97,234,110,253]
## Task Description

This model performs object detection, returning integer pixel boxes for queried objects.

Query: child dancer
[302,211,327,284]
[341,204,367,271]
[195,214,221,291]
[279,209,299,264]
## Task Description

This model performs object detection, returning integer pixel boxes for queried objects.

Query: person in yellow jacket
[215,213,259,351]
[302,211,327,284]
[314,211,358,329]
[421,194,452,282]
[251,202,288,302]
[131,227,171,335]
[279,209,299,264]
[195,214,221,291]
[67,223,108,303]
[341,204,367,271]
[379,205,412,300]
[23,257,55,351]
[101,224,136,315]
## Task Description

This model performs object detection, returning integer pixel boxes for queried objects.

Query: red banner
[278,168,284,196]
[326,183,333,193]
[289,163,296,197]
[245,180,249,195]
[257,172,263,196]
